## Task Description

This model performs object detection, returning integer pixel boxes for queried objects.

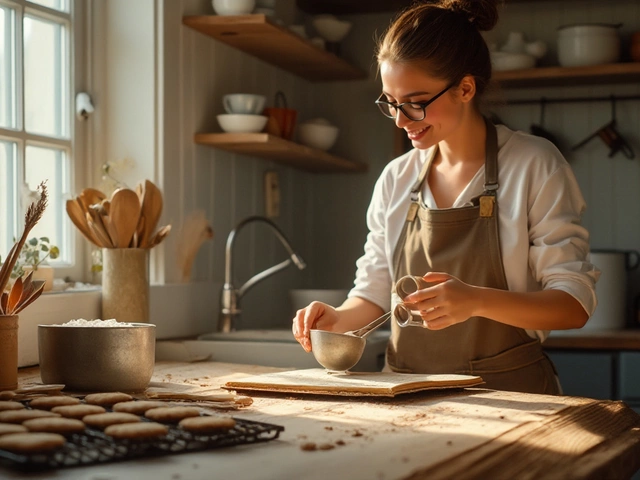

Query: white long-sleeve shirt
[349,124,600,341]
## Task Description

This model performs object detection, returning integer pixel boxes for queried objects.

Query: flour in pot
[58,319,135,327]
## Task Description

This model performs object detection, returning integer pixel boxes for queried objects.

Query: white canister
[557,23,621,67]
[586,250,640,331]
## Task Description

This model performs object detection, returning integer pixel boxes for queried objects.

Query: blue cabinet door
[547,352,614,400]
[619,352,640,400]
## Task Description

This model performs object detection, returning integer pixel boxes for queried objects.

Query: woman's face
[379,60,465,149]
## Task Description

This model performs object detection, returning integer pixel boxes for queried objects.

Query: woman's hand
[292,301,340,353]
[402,272,479,330]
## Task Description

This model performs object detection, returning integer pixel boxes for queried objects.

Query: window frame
[0,0,89,282]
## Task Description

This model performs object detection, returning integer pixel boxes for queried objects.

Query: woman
[292,0,599,394]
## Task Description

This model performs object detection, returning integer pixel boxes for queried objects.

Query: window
[0,0,82,278]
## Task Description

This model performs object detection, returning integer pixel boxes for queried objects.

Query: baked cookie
[112,401,167,415]
[0,409,59,424]
[0,392,16,401]
[0,401,25,412]
[0,432,66,453]
[29,396,81,410]
[104,422,168,440]
[84,392,133,406]
[0,423,28,436]
[144,407,201,423]
[82,412,141,430]
[178,415,236,434]
[51,404,106,419]
[23,417,86,435]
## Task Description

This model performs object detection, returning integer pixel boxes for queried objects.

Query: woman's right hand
[292,301,340,353]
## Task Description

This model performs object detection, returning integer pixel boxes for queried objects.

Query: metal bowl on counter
[310,329,365,372]
[38,322,156,392]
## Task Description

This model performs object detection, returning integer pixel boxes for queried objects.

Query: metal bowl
[38,323,156,392]
[309,329,365,372]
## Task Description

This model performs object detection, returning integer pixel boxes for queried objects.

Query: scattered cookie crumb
[499,415,505,419]
[297,434,308,440]
[324,426,333,431]
[446,440,453,446]
[352,431,363,437]
[318,443,334,451]
[336,440,345,446]
[300,442,317,451]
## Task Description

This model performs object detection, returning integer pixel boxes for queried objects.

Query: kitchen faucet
[218,215,306,333]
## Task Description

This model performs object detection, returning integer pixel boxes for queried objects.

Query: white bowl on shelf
[557,23,621,67]
[298,120,339,150]
[217,114,268,133]
[491,51,536,71]
[212,0,255,16]
[312,15,352,43]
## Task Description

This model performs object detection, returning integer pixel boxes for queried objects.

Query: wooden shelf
[296,0,581,15]
[182,15,367,82]
[494,63,640,89]
[194,133,368,173]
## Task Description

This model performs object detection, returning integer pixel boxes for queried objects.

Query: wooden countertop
[8,361,640,480]
[544,329,640,351]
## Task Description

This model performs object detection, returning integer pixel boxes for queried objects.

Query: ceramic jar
[101,248,150,323]
[0,315,19,390]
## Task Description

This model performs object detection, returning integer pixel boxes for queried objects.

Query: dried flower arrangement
[0,182,49,315]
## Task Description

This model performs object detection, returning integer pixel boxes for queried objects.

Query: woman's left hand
[402,272,479,330]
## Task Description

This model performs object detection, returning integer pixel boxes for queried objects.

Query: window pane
[0,7,16,129]
[27,0,69,14]
[0,141,18,258]
[24,15,69,138]
[25,145,69,265]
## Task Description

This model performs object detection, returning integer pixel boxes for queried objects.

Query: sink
[155,329,389,371]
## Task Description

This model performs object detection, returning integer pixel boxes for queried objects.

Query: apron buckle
[406,202,419,221]
[479,195,495,218]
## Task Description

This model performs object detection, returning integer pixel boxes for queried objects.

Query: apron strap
[483,117,499,194]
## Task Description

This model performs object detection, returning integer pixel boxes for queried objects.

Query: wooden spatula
[110,188,141,248]
[139,180,163,248]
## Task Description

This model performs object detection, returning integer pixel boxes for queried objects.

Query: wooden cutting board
[223,368,484,397]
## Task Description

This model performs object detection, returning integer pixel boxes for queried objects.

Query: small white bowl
[298,123,339,150]
[491,51,536,71]
[217,114,268,133]
[212,0,255,16]
[312,15,352,43]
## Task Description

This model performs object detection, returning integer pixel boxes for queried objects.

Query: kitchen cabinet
[183,14,368,174]
[547,351,615,400]
[545,331,640,412]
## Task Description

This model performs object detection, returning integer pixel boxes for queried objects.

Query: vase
[0,315,19,390]
[101,248,150,323]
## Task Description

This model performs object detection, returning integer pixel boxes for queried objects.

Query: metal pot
[557,23,621,67]
[586,250,639,331]
[38,323,155,392]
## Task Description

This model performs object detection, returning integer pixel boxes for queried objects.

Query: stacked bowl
[217,94,268,133]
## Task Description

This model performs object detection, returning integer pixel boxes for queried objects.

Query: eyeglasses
[375,84,453,121]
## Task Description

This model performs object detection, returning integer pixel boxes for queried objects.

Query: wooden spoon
[139,180,163,248]
[148,224,172,248]
[79,188,107,211]
[66,200,102,247]
[110,188,141,248]
[85,212,114,248]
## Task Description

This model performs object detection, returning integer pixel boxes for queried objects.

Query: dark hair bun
[436,0,501,32]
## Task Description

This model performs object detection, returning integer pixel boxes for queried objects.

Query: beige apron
[388,119,560,395]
